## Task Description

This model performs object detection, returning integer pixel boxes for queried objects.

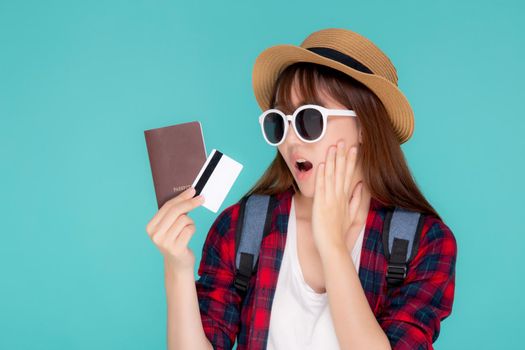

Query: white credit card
[191,149,243,213]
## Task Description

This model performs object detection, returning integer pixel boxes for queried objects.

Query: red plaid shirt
[196,185,457,350]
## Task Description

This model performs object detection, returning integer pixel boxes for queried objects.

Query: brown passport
[144,121,207,209]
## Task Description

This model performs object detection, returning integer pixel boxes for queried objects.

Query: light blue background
[1,0,523,349]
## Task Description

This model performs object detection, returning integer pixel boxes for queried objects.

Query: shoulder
[372,198,457,261]
[209,201,242,238]
[420,215,457,256]
[199,190,289,273]
[411,214,458,277]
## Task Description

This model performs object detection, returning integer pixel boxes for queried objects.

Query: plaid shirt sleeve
[377,216,458,350]
[195,203,242,350]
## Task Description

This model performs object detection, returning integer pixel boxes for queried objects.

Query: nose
[282,120,303,145]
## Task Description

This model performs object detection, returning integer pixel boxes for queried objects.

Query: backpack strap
[233,194,274,292]
[233,195,425,291]
[382,206,425,286]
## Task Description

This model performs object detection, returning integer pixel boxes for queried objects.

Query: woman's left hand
[311,140,363,255]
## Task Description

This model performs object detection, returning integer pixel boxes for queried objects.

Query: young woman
[146,28,457,350]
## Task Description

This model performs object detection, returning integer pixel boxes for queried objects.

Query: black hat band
[306,47,374,74]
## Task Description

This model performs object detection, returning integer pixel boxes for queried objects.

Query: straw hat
[252,28,414,144]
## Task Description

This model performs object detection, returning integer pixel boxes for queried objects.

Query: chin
[295,182,315,198]
[291,167,317,198]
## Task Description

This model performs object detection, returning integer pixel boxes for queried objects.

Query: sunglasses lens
[296,108,323,141]
[263,112,285,144]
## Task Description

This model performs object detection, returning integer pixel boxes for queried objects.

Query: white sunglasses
[258,104,357,146]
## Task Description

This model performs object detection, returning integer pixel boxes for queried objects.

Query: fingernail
[351,147,357,154]
[338,141,344,149]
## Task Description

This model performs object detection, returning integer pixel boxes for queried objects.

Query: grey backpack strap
[233,194,273,292]
[382,206,425,286]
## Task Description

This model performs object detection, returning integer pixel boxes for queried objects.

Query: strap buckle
[386,263,407,285]
[234,269,251,292]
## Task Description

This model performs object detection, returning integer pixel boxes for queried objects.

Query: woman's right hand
[146,186,205,272]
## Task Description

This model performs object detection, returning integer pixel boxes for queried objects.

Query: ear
[358,129,363,144]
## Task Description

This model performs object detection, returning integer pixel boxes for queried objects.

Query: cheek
[277,147,292,169]
[277,146,285,161]
[324,121,359,147]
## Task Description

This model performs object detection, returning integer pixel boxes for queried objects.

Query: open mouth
[295,159,313,172]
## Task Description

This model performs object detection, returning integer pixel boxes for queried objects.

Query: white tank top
[267,196,366,350]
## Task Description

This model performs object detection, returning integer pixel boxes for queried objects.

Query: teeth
[296,159,307,163]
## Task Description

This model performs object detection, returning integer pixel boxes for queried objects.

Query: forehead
[274,74,345,112]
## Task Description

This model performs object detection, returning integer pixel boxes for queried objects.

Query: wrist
[318,241,348,265]
[164,257,194,280]
[316,233,346,258]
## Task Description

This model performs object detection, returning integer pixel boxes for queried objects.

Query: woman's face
[277,80,363,198]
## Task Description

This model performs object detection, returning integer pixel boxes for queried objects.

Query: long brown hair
[244,62,441,220]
